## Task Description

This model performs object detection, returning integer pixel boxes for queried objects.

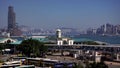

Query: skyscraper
[8,6,16,33]
[8,6,22,36]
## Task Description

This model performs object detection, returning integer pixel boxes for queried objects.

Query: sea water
[71,35,120,44]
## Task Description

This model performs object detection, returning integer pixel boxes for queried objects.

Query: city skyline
[0,0,120,30]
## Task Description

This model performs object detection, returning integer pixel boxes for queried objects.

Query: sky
[0,0,120,30]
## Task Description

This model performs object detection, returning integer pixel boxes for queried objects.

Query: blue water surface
[72,35,120,44]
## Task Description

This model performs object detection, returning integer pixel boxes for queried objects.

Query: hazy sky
[0,0,120,30]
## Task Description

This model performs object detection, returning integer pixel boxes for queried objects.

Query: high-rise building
[8,6,22,36]
[8,6,16,32]
[96,23,120,35]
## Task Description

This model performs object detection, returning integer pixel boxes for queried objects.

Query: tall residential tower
[8,6,16,33]
[8,6,22,36]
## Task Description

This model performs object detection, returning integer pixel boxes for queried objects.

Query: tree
[0,43,4,54]
[17,39,47,57]
[76,61,84,68]
[96,61,108,68]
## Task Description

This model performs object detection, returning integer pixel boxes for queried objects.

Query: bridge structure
[45,44,120,61]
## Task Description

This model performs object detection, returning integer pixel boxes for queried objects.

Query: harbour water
[71,35,120,44]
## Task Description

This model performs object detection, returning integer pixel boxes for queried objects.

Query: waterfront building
[93,29,97,34]
[86,28,94,35]
[96,23,120,35]
[115,25,120,35]
[87,28,97,35]
[0,37,16,44]
[56,29,62,39]
[56,29,74,45]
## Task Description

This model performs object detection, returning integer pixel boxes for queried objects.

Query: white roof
[56,29,61,31]
[0,38,17,43]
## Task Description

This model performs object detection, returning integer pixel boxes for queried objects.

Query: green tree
[76,61,84,68]
[96,62,108,68]
[0,43,4,54]
[17,39,47,57]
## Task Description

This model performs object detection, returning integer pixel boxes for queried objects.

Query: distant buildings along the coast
[87,23,120,36]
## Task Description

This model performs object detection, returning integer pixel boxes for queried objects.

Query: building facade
[8,6,22,36]
[8,6,16,33]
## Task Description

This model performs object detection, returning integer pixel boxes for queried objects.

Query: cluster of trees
[0,39,48,57]
[16,39,47,57]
